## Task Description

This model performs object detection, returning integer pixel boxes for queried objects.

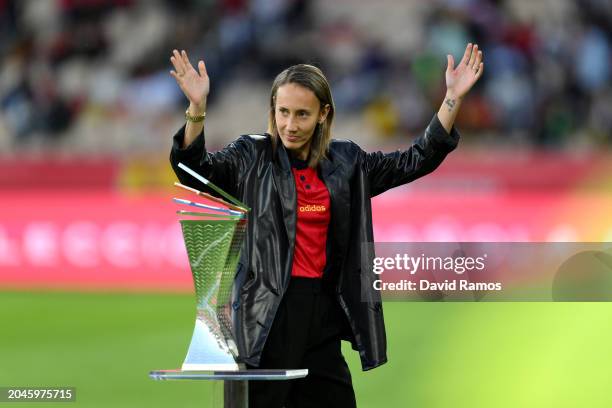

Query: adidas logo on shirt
[299,205,327,212]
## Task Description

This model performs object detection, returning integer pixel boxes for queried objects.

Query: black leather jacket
[170,114,459,370]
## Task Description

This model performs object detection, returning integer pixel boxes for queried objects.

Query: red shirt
[290,164,330,278]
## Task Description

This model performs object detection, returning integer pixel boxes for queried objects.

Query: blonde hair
[267,64,335,168]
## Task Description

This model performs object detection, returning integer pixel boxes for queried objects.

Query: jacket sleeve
[363,114,460,197]
[169,125,253,196]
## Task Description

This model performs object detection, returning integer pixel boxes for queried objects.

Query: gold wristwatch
[185,109,206,123]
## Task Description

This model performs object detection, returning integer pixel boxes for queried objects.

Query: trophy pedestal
[149,369,308,408]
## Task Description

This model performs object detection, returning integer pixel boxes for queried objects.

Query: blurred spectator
[0,0,611,154]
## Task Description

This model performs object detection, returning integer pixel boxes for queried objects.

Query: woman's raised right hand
[170,49,209,112]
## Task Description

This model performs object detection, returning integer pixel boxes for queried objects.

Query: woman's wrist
[188,101,206,116]
[442,90,462,114]
[436,90,463,134]
[444,89,462,103]
[183,101,207,148]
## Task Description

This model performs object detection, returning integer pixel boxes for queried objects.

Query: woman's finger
[446,54,454,73]
[468,44,478,67]
[170,56,182,75]
[169,70,181,81]
[460,43,472,66]
[198,60,208,78]
[181,50,193,71]
[474,50,483,69]
[172,49,186,74]
[475,62,484,80]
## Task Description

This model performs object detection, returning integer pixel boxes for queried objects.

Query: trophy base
[150,369,308,408]
[181,363,242,371]
[150,368,308,381]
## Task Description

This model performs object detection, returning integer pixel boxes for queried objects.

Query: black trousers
[247,277,357,408]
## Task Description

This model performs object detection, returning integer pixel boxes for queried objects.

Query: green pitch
[1,291,611,407]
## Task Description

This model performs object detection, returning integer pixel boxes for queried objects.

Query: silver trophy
[180,214,246,370]
[175,162,249,371]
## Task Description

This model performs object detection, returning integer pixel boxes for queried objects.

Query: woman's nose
[286,117,298,132]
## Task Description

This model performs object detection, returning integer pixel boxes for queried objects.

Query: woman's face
[274,83,329,161]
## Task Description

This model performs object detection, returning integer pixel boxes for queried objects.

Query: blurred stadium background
[1,0,612,407]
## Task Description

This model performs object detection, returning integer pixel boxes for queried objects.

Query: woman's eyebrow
[277,106,312,113]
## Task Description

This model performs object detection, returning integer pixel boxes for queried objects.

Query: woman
[169,44,483,407]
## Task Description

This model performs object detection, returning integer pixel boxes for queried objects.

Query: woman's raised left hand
[445,43,484,99]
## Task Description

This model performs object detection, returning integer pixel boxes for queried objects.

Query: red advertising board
[1,188,611,291]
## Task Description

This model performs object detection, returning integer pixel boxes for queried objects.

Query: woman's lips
[285,135,300,142]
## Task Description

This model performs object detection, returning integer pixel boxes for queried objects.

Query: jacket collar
[319,154,339,178]
[272,139,292,174]
[271,142,296,244]
[272,138,339,177]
